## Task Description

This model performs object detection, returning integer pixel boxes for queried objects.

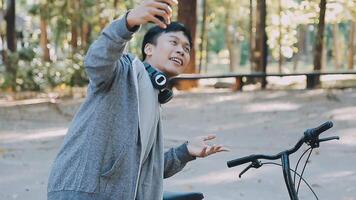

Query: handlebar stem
[281,153,299,200]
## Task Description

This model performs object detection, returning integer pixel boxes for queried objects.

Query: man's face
[144,31,191,77]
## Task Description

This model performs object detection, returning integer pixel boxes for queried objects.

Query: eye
[184,46,191,53]
[170,40,177,45]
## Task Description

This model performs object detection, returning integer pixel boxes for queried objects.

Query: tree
[225,0,239,72]
[40,2,51,62]
[332,24,342,69]
[278,0,282,73]
[177,0,198,90]
[249,0,254,71]
[5,0,15,52]
[312,0,327,88]
[71,1,79,51]
[198,0,207,73]
[3,0,17,90]
[349,21,355,70]
[252,0,267,87]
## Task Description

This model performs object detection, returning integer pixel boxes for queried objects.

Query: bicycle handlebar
[227,155,259,167]
[227,154,280,167]
[304,121,333,139]
[227,121,334,168]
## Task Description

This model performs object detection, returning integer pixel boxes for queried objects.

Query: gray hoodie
[47,14,195,200]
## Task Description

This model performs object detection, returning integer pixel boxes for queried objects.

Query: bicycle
[163,121,338,200]
[227,121,339,200]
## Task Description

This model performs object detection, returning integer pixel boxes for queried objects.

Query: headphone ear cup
[152,72,168,90]
[158,89,173,104]
[144,63,168,90]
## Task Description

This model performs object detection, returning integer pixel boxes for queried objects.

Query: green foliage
[2,0,356,92]
[208,24,225,53]
[0,51,88,91]
[18,47,36,61]
[240,41,250,66]
[28,4,41,15]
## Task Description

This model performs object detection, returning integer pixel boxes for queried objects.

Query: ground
[0,88,355,200]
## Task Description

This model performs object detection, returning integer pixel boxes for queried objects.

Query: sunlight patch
[327,107,356,121]
[0,129,67,144]
[321,171,355,179]
[337,129,356,146]
[243,102,300,113]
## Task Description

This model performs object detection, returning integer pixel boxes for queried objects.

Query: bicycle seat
[163,191,204,200]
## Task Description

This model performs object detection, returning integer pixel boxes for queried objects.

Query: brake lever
[239,160,262,178]
[318,136,340,143]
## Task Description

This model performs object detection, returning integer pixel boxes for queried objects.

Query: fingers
[148,15,167,29]
[151,1,173,17]
[215,146,230,152]
[129,0,178,27]
[206,145,219,155]
[157,0,178,8]
[146,1,174,27]
[149,7,170,25]
[202,134,216,141]
[200,146,208,157]
[197,145,227,157]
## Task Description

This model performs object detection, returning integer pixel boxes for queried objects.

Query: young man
[47,0,227,199]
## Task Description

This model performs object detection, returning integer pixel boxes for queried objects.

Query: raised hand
[126,0,179,29]
[187,135,229,158]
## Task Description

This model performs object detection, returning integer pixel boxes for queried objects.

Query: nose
[176,45,185,57]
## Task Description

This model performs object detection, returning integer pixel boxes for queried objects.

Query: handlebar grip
[227,155,257,168]
[305,121,333,138]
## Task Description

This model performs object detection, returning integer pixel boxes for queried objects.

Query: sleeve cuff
[175,142,196,163]
[102,11,141,41]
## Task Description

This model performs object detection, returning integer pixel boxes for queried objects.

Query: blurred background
[0,0,355,96]
[0,0,356,200]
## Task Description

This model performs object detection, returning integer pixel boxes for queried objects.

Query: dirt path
[1,89,355,200]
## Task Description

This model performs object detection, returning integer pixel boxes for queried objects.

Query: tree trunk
[333,24,341,70]
[305,25,312,63]
[204,34,210,73]
[177,0,197,90]
[71,1,79,51]
[225,0,238,72]
[40,16,51,62]
[348,21,355,70]
[4,0,16,90]
[113,0,120,18]
[312,0,327,87]
[293,24,307,72]
[71,25,78,50]
[5,0,16,52]
[322,34,327,69]
[253,0,267,88]
[81,22,91,50]
[114,0,119,8]
[249,0,255,72]
[198,0,207,73]
[278,0,282,73]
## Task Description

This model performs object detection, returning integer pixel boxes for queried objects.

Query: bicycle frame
[281,153,298,200]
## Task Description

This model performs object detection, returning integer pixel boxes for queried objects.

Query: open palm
[187,135,229,158]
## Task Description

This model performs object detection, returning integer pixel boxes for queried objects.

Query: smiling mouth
[169,57,183,66]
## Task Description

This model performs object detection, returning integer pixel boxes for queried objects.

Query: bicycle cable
[293,147,312,184]
[262,162,319,200]
[297,148,314,195]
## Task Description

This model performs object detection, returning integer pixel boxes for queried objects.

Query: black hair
[141,22,193,60]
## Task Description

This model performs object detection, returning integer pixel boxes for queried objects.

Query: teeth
[170,57,182,65]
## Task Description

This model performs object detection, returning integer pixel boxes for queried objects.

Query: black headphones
[143,62,173,104]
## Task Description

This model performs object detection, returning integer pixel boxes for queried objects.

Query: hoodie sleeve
[163,142,196,178]
[84,12,140,90]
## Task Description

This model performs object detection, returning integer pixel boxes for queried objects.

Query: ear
[144,43,154,57]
